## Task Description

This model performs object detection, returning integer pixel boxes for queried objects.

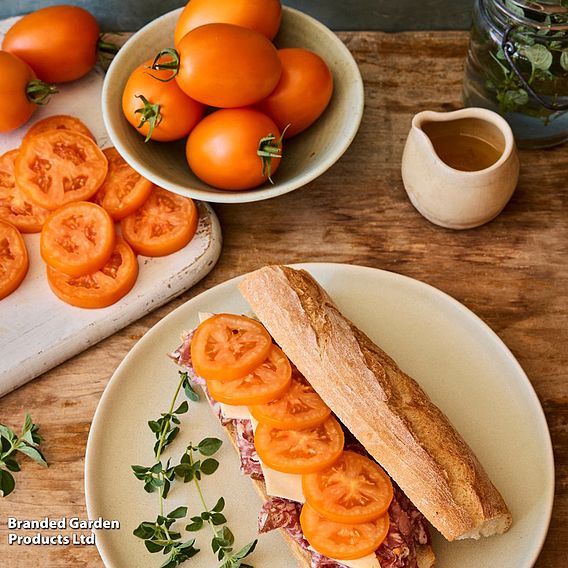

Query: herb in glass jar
[464,0,568,148]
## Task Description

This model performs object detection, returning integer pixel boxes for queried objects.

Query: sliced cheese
[218,403,252,420]
[262,463,305,503]
[332,554,381,568]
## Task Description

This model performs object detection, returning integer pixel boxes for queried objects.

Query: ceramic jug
[401,108,520,230]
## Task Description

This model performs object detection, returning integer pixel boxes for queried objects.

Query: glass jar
[464,0,568,148]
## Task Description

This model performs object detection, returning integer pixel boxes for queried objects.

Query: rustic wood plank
[0,30,565,567]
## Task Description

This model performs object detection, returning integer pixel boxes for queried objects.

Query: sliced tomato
[207,344,292,405]
[0,219,29,299]
[40,201,115,276]
[302,451,393,524]
[15,129,108,210]
[254,416,344,474]
[191,314,272,381]
[0,148,50,233]
[120,186,198,256]
[300,503,390,561]
[47,237,138,308]
[93,147,153,220]
[249,369,331,430]
[24,115,95,141]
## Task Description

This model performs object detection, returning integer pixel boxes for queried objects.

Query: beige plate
[85,263,553,568]
[102,7,365,203]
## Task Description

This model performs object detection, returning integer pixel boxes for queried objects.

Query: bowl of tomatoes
[102,3,364,203]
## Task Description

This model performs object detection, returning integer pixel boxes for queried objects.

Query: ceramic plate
[85,263,554,568]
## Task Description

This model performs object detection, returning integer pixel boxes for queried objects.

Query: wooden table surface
[0,31,566,567]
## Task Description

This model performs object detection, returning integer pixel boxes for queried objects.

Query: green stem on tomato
[134,94,162,142]
[146,48,180,82]
[26,80,58,106]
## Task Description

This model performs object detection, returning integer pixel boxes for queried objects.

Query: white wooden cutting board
[0,19,222,397]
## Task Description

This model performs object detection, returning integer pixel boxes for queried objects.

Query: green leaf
[505,0,524,17]
[162,478,171,499]
[167,506,188,519]
[197,438,223,456]
[0,424,16,442]
[221,526,235,546]
[3,457,20,472]
[174,401,189,415]
[22,414,33,434]
[233,539,258,560]
[183,379,200,402]
[17,445,47,467]
[133,522,156,540]
[145,540,164,553]
[521,44,553,70]
[144,481,156,493]
[504,88,529,108]
[200,458,219,475]
[0,470,16,497]
[148,420,161,434]
[561,51,568,72]
[132,465,150,474]
[186,518,204,532]
[211,512,226,526]
[213,497,225,512]
[179,538,197,550]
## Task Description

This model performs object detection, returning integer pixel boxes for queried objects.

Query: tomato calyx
[147,48,180,82]
[257,124,289,184]
[26,79,58,106]
[97,36,120,55]
[134,94,162,142]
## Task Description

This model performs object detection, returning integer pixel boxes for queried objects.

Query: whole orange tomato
[122,57,204,142]
[186,108,283,190]
[174,24,281,108]
[0,51,57,132]
[174,0,282,45]
[256,48,333,138]
[2,5,101,83]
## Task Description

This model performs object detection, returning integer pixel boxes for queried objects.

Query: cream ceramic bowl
[102,7,364,203]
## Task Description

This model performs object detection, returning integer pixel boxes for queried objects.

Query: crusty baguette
[239,265,512,541]
[221,415,435,568]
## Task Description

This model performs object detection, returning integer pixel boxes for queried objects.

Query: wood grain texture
[0,31,566,567]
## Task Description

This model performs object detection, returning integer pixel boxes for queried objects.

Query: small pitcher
[401,108,520,230]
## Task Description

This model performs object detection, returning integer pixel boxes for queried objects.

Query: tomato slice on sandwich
[191,314,272,380]
[302,451,393,523]
[207,344,292,405]
[300,502,390,561]
[249,370,331,430]
[254,415,344,474]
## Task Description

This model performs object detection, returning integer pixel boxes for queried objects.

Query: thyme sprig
[0,414,47,497]
[132,371,257,568]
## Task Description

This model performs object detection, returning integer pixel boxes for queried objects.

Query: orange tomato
[0,219,29,300]
[93,148,153,220]
[40,201,115,277]
[254,416,345,474]
[24,115,95,142]
[0,149,50,233]
[122,57,204,142]
[207,345,292,406]
[174,0,282,44]
[120,186,198,257]
[249,370,331,430]
[15,129,108,210]
[191,314,273,381]
[0,51,56,133]
[186,109,282,190]
[175,24,281,108]
[256,48,333,138]
[300,503,390,561]
[47,237,139,308]
[302,451,394,524]
[2,5,100,83]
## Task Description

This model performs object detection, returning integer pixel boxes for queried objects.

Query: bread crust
[238,265,512,542]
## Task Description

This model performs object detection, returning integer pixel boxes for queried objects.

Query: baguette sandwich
[171,265,511,568]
